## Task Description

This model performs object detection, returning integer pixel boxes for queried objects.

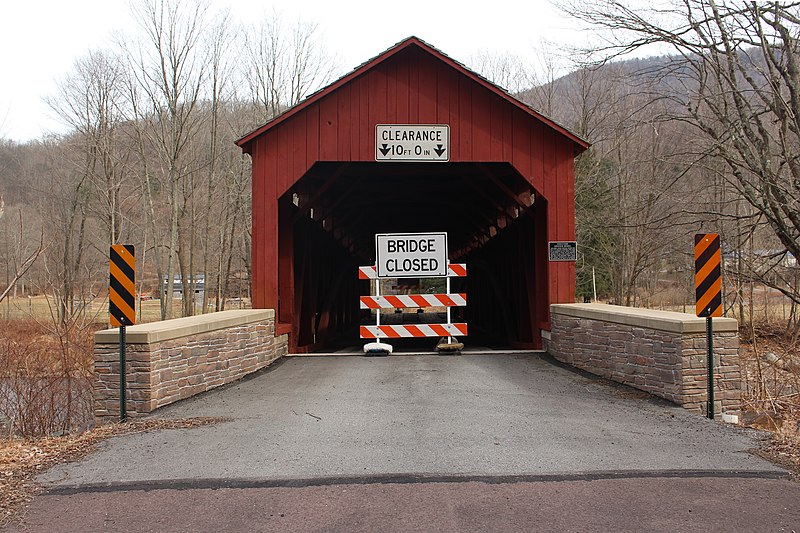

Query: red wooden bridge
[237,37,588,353]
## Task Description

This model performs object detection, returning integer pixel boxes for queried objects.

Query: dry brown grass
[0,295,168,323]
[738,320,800,478]
[0,295,251,324]
[0,417,229,526]
[739,322,800,415]
[0,319,96,436]
[0,317,234,524]
[754,415,800,481]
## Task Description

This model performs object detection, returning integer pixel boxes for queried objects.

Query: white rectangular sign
[375,124,450,161]
[376,232,448,278]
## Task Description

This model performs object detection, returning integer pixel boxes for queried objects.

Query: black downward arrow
[379,144,391,156]
[434,144,446,157]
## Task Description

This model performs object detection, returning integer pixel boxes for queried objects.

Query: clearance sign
[375,125,449,161]
[375,232,448,278]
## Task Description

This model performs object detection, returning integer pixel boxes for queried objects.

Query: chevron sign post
[110,244,135,422]
[694,234,722,420]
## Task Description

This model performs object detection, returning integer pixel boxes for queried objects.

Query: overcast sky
[0,0,584,142]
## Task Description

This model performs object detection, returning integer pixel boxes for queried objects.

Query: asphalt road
[13,477,800,532]
[10,354,797,531]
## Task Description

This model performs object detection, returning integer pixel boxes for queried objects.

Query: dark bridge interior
[282,161,549,352]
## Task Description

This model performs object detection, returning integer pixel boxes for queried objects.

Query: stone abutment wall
[545,303,740,417]
[94,309,287,422]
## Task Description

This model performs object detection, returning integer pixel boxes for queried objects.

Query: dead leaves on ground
[0,417,229,526]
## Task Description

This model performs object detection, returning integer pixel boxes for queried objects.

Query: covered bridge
[237,36,589,353]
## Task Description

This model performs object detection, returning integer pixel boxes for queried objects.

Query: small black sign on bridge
[548,241,577,262]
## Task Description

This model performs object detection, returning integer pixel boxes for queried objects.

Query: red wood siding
[248,43,581,312]
[253,49,576,199]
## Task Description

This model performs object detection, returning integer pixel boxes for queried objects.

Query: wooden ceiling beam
[476,163,536,218]
[291,163,350,224]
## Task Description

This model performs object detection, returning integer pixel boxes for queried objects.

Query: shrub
[0,320,94,437]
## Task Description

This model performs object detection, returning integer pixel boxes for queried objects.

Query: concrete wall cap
[550,303,738,334]
[94,309,275,345]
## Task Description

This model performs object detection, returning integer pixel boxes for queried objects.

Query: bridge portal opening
[280,162,549,352]
[237,37,588,353]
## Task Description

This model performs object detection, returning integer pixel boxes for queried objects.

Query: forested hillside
[518,54,743,309]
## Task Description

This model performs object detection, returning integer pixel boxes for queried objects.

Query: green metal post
[706,316,714,420]
[120,325,127,422]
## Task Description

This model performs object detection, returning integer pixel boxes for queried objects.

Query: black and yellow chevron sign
[110,244,135,327]
[694,234,722,318]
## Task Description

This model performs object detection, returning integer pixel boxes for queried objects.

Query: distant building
[162,275,205,300]
[723,250,797,269]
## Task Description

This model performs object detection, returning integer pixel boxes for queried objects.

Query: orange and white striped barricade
[359,293,467,309]
[360,323,468,339]
[359,263,467,341]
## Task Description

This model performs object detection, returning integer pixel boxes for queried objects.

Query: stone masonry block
[94,314,283,419]
[548,307,741,416]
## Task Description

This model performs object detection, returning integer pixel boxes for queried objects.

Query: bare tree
[469,49,535,95]
[531,55,699,305]
[48,50,131,246]
[243,12,337,123]
[194,12,231,313]
[564,0,800,305]
[124,0,210,319]
[521,44,568,117]
[47,142,92,324]
[0,4,340,323]
[0,200,45,304]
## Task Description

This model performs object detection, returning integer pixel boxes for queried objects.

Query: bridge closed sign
[376,232,448,278]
